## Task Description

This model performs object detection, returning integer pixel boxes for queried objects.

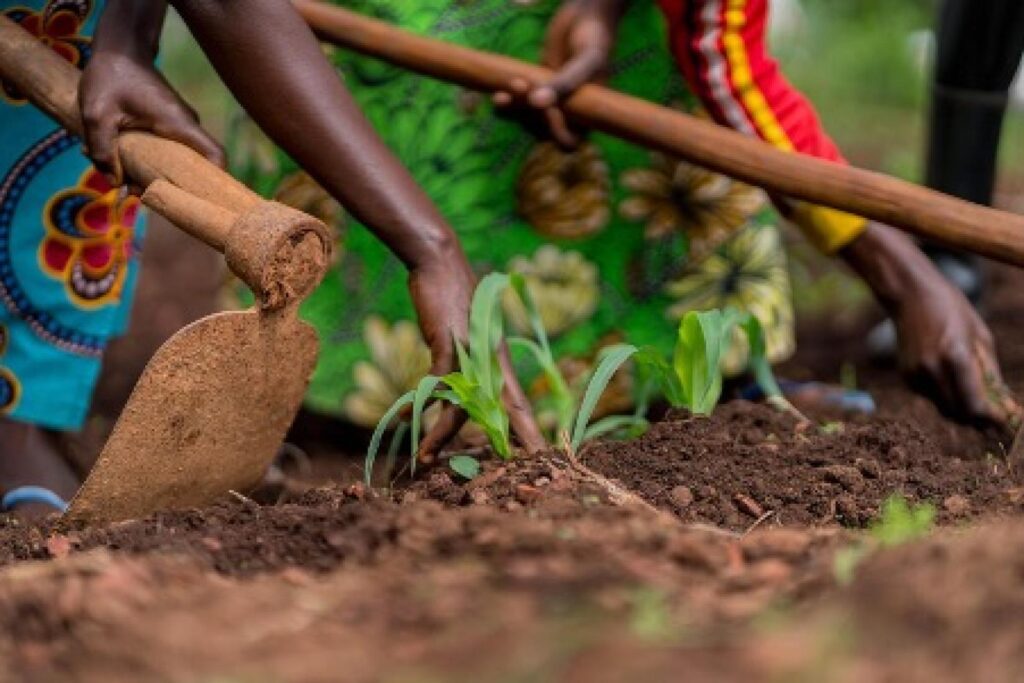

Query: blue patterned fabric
[0,0,145,430]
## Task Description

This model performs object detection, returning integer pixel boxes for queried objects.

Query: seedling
[507,273,575,439]
[631,308,795,419]
[365,273,513,485]
[364,275,795,484]
[674,308,743,415]
[834,495,936,585]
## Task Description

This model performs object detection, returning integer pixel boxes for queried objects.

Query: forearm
[94,0,167,60]
[167,0,458,269]
[839,222,933,313]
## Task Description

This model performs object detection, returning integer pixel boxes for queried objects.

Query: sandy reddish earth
[3,220,1024,681]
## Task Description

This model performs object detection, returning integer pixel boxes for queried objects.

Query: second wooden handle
[296,0,1024,267]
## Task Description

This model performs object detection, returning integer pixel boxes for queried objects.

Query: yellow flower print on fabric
[665,225,795,375]
[517,142,611,239]
[344,316,432,428]
[620,154,766,264]
[503,246,600,338]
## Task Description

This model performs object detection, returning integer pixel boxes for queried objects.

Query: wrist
[840,221,932,313]
[406,224,465,273]
[92,0,164,63]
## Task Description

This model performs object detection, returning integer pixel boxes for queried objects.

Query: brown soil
[586,401,1022,530]
[3,236,1024,678]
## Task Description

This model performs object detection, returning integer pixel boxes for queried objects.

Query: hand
[893,277,1018,429]
[408,255,545,461]
[79,51,224,185]
[843,222,1020,431]
[493,0,622,148]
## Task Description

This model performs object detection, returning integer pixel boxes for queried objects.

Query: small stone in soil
[854,457,882,479]
[822,465,865,493]
[670,486,695,510]
[943,494,970,516]
[515,484,542,505]
[734,493,765,518]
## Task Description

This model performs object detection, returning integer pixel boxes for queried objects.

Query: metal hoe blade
[66,308,317,525]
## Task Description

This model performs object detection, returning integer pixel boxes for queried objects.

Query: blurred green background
[160,0,1024,203]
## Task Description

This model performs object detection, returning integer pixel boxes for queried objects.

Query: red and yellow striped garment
[657,0,867,252]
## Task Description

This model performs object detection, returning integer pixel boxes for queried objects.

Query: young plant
[364,272,512,485]
[834,495,936,585]
[673,308,744,415]
[632,307,790,419]
[506,272,651,451]
[506,273,575,439]
[569,343,646,452]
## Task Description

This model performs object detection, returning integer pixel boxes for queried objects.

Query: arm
[516,0,1017,428]
[80,0,224,181]
[165,0,455,272]
[82,0,543,456]
[840,222,1018,428]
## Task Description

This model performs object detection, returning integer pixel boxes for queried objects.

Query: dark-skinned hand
[493,0,623,148]
[87,0,545,461]
[79,51,225,185]
[842,221,1020,434]
[409,258,546,462]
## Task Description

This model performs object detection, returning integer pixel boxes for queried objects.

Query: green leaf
[740,313,783,398]
[571,344,638,451]
[583,414,650,442]
[454,337,473,382]
[634,345,684,408]
[410,375,444,477]
[468,272,510,398]
[509,336,575,438]
[364,390,416,486]
[871,495,935,547]
[442,372,512,459]
[449,454,481,480]
[675,310,730,415]
[383,420,409,480]
[509,273,552,357]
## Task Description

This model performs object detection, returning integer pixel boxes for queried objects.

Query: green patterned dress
[227,0,793,429]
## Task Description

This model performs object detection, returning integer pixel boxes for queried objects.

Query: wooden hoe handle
[0,15,330,308]
[295,0,1024,267]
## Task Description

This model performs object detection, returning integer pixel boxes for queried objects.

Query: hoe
[294,1,1024,267]
[294,0,1024,454]
[0,16,331,524]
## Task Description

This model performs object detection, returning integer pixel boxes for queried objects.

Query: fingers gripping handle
[0,14,332,309]
[142,180,332,310]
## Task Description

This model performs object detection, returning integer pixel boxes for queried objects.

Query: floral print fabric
[227,0,793,427]
[0,0,145,430]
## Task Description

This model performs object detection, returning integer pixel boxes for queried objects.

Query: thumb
[529,42,609,109]
[82,109,123,185]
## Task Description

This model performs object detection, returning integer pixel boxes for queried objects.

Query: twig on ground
[228,490,259,509]
[741,510,775,538]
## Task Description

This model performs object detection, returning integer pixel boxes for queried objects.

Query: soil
[585,402,1022,530]
[4,229,1024,678]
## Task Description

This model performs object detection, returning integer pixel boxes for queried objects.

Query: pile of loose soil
[584,401,1024,531]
